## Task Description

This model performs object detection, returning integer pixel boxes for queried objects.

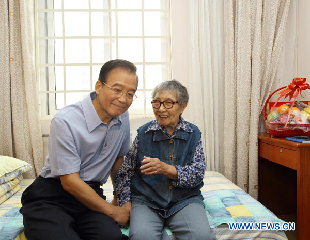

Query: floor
[277,214,297,240]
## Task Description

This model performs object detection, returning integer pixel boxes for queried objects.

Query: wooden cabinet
[258,133,310,240]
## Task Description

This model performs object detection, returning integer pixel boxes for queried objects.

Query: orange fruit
[290,107,301,117]
[277,104,289,115]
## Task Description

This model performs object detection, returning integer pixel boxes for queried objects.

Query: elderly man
[21,59,137,240]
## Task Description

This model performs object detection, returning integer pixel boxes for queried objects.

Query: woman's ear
[181,102,188,112]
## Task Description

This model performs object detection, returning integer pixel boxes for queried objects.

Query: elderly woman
[115,80,216,240]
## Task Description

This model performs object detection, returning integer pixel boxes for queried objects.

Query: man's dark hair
[98,59,138,86]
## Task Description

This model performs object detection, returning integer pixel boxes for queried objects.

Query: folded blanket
[0,207,24,240]
[0,185,21,205]
[0,177,22,198]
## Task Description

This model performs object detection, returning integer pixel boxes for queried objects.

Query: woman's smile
[153,91,186,135]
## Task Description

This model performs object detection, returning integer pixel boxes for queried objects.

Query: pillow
[0,156,32,184]
[0,175,23,198]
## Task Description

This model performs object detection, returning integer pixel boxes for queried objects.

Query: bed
[0,156,288,240]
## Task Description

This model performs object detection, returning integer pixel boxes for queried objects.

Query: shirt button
[169,185,173,190]
[169,139,174,144]
[169,154,173,158]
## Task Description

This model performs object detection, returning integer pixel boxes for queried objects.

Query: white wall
[298,0,310,79]
[272,0,310,101]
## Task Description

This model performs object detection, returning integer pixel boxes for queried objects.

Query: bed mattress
[0,172,288,240]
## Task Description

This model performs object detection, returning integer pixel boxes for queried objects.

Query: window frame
[35,0,172,119]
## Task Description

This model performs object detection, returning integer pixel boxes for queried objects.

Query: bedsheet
[0,172,288,240]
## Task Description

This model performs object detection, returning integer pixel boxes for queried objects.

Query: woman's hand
[140,156,178,180]
[140,156,165,175]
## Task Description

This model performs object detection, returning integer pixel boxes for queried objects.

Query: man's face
[94,68,137,122]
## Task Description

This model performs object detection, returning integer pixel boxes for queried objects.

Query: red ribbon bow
[270,78,309,127]
[278,78,309,100]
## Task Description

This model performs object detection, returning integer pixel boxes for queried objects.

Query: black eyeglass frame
[151,100,179,109]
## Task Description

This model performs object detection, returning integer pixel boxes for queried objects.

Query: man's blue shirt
[40,91,130,185]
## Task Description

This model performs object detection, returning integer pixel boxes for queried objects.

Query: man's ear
[95,80,102,94]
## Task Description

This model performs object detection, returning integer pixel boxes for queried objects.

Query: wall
[272,0,309,100]
[298,0,310,80]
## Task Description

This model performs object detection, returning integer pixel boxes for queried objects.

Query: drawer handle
[280,149,283,153]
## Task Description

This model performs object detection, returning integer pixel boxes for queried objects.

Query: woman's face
[152,90,187,134]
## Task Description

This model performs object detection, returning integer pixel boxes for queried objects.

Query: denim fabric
[129,203,217,240]
[131,121,204,218]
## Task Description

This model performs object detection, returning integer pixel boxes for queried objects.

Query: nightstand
[258,133,310,240]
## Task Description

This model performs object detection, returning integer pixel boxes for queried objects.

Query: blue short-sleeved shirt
[39,91,130,185]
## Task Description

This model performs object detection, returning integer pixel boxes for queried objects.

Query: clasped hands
[112,156,169,225]
[140,156,167,175]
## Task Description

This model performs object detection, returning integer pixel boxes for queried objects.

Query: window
[36,0,171,118]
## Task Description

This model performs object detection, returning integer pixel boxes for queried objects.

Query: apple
[267,111,279,122]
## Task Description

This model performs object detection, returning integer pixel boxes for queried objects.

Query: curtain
[188,0,225,172]
[224,0,291,199]
[0,0,43,178]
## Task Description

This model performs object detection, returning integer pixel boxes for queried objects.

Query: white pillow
[0,155,32,184]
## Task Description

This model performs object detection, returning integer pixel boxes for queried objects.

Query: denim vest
[131,121,204,218]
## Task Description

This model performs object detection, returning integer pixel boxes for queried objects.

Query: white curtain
[0,0,43,178]
[188,0,225,172]
[187,0,291,199]
[224,0,291,198]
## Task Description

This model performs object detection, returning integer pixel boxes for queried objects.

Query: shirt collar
[145,115,193,136]
[82,91,121,133]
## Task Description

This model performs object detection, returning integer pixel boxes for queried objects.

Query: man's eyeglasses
[151,100,179,109]
[103,82,137,100]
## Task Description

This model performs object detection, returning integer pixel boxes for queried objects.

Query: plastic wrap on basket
[263,78,310,137]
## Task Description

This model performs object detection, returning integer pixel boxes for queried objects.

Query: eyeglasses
[103,82,137,100]
[151,100,179,109]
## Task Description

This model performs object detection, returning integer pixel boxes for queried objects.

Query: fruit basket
[263,79,310,137]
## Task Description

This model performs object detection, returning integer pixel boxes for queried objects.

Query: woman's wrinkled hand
[140,156,166,175]
[140,156,178,180]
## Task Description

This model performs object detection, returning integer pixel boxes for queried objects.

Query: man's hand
[111,195,118,206]
[122,202,131,212]
[111,203,131,225]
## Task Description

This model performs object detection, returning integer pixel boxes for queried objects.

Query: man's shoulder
[120,110,129,119]
[52,102,83,124]
[119,111,130,124]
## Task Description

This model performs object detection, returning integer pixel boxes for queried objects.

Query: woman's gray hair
[151,80,189,107]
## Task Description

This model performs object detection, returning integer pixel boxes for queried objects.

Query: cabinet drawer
[259,141,297,170]
[258,142,270,159]
[270,145,297,170]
